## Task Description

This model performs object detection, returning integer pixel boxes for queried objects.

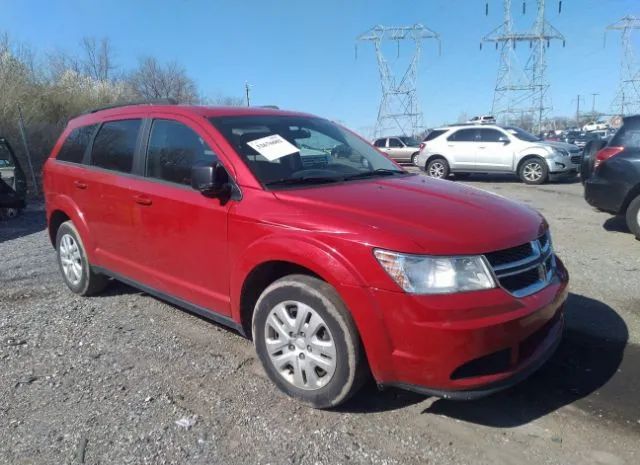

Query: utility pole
[591,92,599,118]
[482,1,564,133]
[356,24,440,137]
[575,94,583,127]
[245,81,252,107]
[605,16,640,115]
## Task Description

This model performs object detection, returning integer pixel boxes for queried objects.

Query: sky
[1,0,638,136]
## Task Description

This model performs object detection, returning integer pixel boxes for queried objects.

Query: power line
[356,24,440,138]
[605,15,640,116]
[482,1,565,132]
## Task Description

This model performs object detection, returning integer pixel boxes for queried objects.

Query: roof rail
[79,98,179,116]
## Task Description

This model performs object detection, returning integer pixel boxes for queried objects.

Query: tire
[411,152,419,166]
[625,195,640,240]
[519,157,549,185]
[252,274,367,408]
[580,140,607,184]
[55,221,109,296]
[426,157,450,179]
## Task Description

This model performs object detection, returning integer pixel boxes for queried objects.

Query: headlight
[373,249,496,294]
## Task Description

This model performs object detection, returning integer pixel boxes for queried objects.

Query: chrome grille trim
[484,231,556,298]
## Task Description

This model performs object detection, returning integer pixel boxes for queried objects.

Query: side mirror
[498,136,510,145]
[191,162,231,197]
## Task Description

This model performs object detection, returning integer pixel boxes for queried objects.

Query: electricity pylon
[606,15,640,116]
[357,24,439,138]
[482,1,564,132]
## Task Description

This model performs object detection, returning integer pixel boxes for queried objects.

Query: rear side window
[610,119,640,149]
[373,138,386,147]
[56,125,96,164]
[91,120,142,173]
[423,129,446,142]
[146,119,217,186]
[478,129,504,142]
[448,128,478,142]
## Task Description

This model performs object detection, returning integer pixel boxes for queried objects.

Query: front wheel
[519,158,549,185]
[426,158,450,179]
[625,196,640,240]
[252,274,367,408]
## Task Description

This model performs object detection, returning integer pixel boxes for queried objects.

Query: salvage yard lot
[1,171,639,465]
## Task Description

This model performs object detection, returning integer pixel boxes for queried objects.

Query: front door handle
[73,180,88,190]
[134,195,152,206]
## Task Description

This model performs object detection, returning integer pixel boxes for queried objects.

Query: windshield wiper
[343,168,405,180]
[265,176,345,187]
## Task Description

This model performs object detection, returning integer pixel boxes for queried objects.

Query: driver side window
[146,119,217,186]
[388,138,403,148]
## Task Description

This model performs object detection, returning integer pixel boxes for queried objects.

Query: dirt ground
[1,170,639,465]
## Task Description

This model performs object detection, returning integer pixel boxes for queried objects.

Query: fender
[230,233,368,322]
[229,234,395,378]
[47,194,97,262]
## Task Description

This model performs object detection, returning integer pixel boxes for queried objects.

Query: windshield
[399,136,419,147]
[209,115,405,188]
[504,126,541,142]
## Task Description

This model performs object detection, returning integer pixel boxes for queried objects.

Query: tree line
[0,32,243,193]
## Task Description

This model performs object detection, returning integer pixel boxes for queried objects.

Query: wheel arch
[47,196,96,260]
[517,154,547,172]
[231,236,368,338]
[621,183,640,214]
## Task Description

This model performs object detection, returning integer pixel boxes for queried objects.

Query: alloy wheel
[523,162,543,182]
[59,233,83,286]
[428,161,445,178]
[264,300,337,390]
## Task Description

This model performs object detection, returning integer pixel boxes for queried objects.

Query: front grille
[570,155,582,164]
[484,231,555,297]
[485,243,533,267]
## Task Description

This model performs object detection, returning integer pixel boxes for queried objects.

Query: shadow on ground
[0,208,46,243]
[421,293,633,428]
[460,173,581,185]
[602,215,634,237]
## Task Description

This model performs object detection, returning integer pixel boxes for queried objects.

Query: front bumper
[546,154,580,175]
[364,259,569,399]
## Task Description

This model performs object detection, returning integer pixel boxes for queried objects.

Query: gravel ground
[1,171,639,465]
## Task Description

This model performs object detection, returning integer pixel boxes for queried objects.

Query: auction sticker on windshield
[247,134,299,161]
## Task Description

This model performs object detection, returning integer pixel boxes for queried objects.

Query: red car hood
[271,174,546,255]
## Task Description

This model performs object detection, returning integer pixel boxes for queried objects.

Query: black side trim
[93,266,246,336]
[382,316,563,401]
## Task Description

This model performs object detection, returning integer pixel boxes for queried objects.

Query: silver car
[373,136,421,164]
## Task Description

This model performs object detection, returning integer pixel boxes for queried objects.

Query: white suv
[415,124,582,184]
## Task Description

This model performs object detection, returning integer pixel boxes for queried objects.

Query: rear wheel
[519,157,548,185]
[56,221,109,295]
[252,274,367,408]
[625,196,640,240]
[426,158,450,179]
[411,152,419,166]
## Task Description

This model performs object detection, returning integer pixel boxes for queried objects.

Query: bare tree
[127,57,199,103]
[80,37,115,81]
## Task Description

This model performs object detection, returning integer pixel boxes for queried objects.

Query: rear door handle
[134,195,152,206]
[73,180,88,190]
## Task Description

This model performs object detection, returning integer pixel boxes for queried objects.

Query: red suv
[43,103,568,408]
